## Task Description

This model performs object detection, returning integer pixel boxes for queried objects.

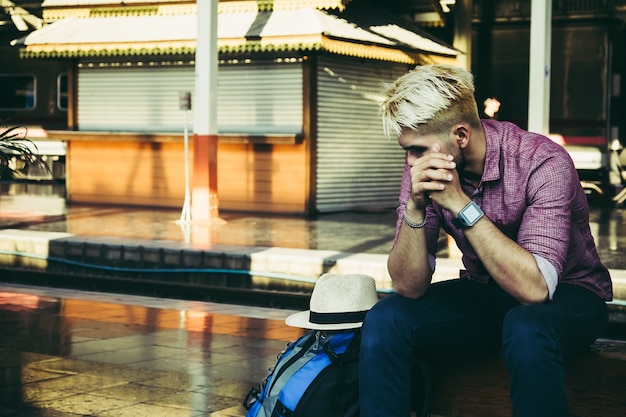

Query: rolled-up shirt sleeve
[534,254,558,300]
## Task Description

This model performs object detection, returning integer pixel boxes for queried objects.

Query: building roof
[15,2,458,64]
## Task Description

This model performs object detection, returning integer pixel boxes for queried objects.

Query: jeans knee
[361,295,413,356]
[501,305,563,366]
[362,296,400,338]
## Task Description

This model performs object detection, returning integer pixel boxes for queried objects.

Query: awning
[15,3,458,64]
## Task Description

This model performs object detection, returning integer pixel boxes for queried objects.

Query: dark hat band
[309,310,368,325]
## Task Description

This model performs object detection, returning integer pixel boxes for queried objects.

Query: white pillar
[453,0,473,70]
[194,0,218,138]
[191,0,220,222]
[527,0,552,135]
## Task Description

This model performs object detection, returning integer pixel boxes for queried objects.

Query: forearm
[464,216,548,304]
[387,212,433,298]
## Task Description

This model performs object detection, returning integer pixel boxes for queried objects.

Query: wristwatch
[452,201,484,229]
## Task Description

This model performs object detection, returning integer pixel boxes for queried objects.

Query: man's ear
[453,124,470,148]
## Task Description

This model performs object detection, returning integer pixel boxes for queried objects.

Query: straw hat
[286,273,379,330]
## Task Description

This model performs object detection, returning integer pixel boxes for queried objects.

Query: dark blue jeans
[359,279,608,417]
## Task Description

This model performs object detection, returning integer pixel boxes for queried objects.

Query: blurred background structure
[1,0,626,217]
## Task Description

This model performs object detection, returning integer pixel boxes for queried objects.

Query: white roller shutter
[78,66,194,132]
[77,62,302,133]
[315,56,409,213]
[218,62,302,134]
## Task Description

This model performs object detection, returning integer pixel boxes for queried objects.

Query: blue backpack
[243,329,361,417]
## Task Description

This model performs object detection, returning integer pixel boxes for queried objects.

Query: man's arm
[387,204,434,298]
[432,162,550,304]
[460,210,549,304]
[433,164,553,304]
[387,143,454,299]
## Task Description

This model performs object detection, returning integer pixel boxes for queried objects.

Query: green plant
[0,123,49,181]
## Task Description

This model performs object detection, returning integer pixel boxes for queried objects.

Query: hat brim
[285,310,364,330]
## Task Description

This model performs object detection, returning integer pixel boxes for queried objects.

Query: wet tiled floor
[0,183,403,257]
[0,283,306,417]
[2,183,626,269]
[2,183,626,416]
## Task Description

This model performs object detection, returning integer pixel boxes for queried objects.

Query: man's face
[398,127,460,167]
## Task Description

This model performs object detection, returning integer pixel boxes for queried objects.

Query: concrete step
[1,229,625,305]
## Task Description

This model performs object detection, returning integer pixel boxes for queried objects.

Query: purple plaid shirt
[394,120,613,301]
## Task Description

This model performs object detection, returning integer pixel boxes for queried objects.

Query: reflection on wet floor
[0,284,306,417]
[0,183,399,256]
[2,185,626,415]
[2,183,626,270]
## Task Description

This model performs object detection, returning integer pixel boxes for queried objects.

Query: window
[0,74,36,110]
[57,73,68,111]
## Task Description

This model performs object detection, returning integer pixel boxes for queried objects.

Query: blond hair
[381,64,481,139]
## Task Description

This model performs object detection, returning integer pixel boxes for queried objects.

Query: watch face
[463,203,483,223]
[454,201,484,229]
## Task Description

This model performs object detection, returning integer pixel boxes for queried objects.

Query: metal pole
[179,106,191,224]
[177,91,192,242]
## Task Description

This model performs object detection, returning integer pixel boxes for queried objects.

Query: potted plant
[0,123,49,180]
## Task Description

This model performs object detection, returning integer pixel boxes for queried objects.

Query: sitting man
[359,64,613,417]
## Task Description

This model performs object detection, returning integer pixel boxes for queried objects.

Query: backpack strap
[243,332,319,412]
[325,331,361,409]
[243,386,261,411]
